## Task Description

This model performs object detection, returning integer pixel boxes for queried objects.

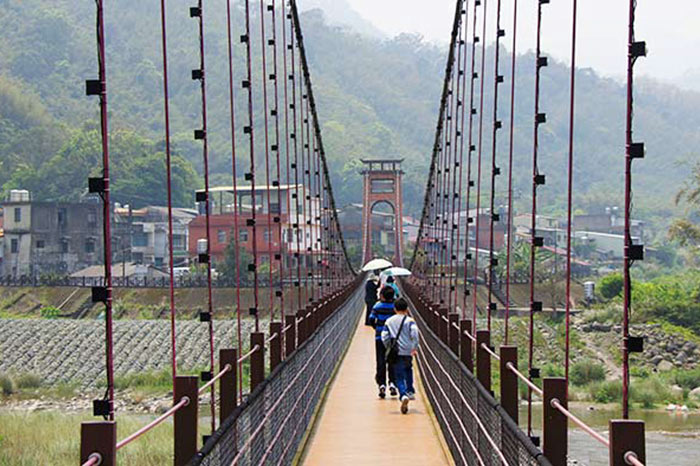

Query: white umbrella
[380,267,412,279]
[361,258,393,272]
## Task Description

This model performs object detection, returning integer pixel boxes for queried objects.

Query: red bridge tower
[361,159,404,267]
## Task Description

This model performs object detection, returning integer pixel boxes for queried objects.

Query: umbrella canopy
[380,267,412,278]
[361,258,393,272]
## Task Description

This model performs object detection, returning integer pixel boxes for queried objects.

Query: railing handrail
[550,398,609,447]
[115,396,190,450]
[199,365,232,395]
[237,345,261,364]
[505,361,543,397]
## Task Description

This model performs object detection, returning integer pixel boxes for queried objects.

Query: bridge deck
[300,306,453,465]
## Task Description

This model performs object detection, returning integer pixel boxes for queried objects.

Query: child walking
[381,298,419,414]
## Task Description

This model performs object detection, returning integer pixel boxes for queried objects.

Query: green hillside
[0,0,698,234]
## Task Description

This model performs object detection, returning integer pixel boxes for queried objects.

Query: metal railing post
[219,348,237,425]
[80,421,116,466]
[270,322,282,371]
[174,376,198,466]
[439,307,448,343]
[476,330,492,393]
[285,314,297,356]
[460,319,473,372]
[250,332,265,391]
[609,420,645,466]
[500,345,518,423]
[543,377,567,466]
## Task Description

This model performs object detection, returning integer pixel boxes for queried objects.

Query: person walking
[382,298,418,414]
[368,286,397,398]
[385,275,400,299]
[364,273,379,326]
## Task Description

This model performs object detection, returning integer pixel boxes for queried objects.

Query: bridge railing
[403,281,550,466]
[402,280,646,466]
[80,275,363,466]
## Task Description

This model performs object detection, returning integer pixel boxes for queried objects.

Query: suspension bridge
[74,0,649,465]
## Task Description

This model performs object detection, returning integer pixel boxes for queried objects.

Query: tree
[598,273,623,300]
[219,235,253,285]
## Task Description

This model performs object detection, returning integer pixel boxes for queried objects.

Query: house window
[132,232,148,247]
[286,228,293,243]
[10,239,18,253]
[239,229,249,242]
[36,240,45,249]
[85,239,96,254]
[218,229,227,244]
[58,208,67,228]
[270,203,281,214]
[14,207,21,223]
[87,210,97,228]
[172,235,185,250]
[263,229,271,242]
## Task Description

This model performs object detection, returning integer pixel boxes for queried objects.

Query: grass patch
[0,411,173,465]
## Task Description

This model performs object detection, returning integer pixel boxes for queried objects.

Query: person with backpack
[368,286,397,398]
[382,298,419,414]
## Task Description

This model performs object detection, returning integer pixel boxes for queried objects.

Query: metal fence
[189,285,363,466]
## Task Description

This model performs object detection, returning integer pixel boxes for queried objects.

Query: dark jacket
[368,301,395,341]
[364,279,379,303]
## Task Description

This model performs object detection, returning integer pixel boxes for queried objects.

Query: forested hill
[1,0,699,235]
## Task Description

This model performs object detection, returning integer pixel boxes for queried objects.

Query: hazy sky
[343,0,700,83]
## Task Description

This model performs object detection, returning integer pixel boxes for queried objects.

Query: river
[523,403,700,465]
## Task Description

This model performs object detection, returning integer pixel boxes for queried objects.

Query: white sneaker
[378,385,386,399]
[401,395,409,414]
[407,392,416,400]
[389,383,398,397]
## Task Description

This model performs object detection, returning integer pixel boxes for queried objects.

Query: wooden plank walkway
[300,309,453,465]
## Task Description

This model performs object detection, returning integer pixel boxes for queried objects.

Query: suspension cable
[463,0,480,323]
[191,0,216,433]
[565,0,579,397]
[504,0,518,345]
[91,0,115,421]
[487,0,504,334]
[269,0,285,321]
[224,0,244,400]
[242,0,261,332]
[258,0,276,321]
[527,0,549,437]
[471,0,488,331]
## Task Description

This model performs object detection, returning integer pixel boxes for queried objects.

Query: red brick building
[188,185,322,266]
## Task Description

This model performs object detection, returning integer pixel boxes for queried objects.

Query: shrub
[0,375,16,396]
[599,273,623,300]
[588,380,622,403]
[672,367,700,390]
[570,360,606,386]
[14,373,42,389]
[40,306,60,319]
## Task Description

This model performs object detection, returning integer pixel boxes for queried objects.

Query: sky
[341,0,700,84]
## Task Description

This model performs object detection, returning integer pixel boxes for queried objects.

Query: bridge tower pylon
[361,159,404,267]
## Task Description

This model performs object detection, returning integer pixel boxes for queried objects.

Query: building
[1,190,104,277]
[574,231,641,260]
[113,205,197,268]
[188,185,322,267]
[574,211,645,240]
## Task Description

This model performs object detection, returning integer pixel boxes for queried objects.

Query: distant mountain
[0,0,698,240]
[298,0,385,39]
